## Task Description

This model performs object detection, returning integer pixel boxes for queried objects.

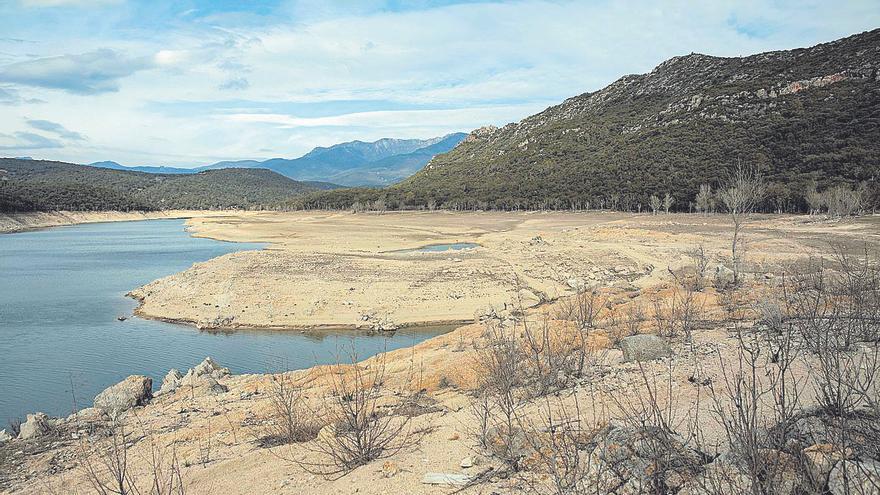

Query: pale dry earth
[130,211,878,330]
[2,212,879,495]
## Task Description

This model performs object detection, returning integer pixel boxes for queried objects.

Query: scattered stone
[828,459,880,495]
[93,375,152,417]
[460,456,475,468]
[18,413,50,440]
[381,461,399,478]
[619,334,672,362]
[0,429,12,443]
[422,473,471,486]
[448,432,460,441]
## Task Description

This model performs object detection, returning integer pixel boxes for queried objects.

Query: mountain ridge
[293,28,880,211]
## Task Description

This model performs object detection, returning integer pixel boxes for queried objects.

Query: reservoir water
[0,219,451,426]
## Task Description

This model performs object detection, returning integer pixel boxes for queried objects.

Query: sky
[0,0,878,167]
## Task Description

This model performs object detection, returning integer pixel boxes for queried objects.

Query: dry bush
[259,371,322,446]
[522,394,605,495]
[293,347,426,478]
[473,319,529,471]
[686,244,711,291]
[78,417,186,495]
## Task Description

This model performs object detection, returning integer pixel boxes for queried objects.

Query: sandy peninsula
[128,210,878,331]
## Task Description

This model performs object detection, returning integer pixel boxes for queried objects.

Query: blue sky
[0,0,878,167]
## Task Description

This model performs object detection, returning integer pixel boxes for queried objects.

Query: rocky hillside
[300,29,880,211]
[0,159,333,212]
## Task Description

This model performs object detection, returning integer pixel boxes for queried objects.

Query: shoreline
[0,210,239,235]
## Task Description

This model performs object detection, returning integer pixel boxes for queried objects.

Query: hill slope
[0,159,329,212]
[297,29,880,211]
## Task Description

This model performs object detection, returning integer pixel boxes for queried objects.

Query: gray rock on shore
[619,334,673,362]
[0,429,12,443]
[18,412,50,440]
[156,368,183,396]
[94,375,152,417]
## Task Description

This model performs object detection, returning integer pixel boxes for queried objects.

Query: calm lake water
[0,219,451,425]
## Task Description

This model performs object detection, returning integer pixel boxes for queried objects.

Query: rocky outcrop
[93,375,152,417]
[0,429,13,443]
[163,358,231,396]
[156,368,183,396]
[18,412,50,440]
[619,334,672,362]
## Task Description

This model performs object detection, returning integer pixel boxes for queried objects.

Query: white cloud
[19,0,121,7]
[1,0,879,166]
[0,49,153,94]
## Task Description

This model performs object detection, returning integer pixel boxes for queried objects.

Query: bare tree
[719,163,765,285]
[696,184,714,215]
[261,371,322,446]
[650,195,661,215]
[663,193,675,214]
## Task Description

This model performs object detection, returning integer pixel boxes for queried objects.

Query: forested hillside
[293,29,880,212]
[0,159,331,212]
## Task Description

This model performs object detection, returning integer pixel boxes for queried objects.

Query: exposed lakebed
[0,219,451,425]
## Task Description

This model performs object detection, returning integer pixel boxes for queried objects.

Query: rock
[156,369,183,396]
[619,334,672,362]
[381,460,399,478]
[460,457,474,468]
[802,444,848,486]
[584,424,704,494]
[18,412,50,440]
[828,459,880,495]
[94,375,152,417]
[714,265,735,288]
[189,357,230,379]
[422,473,471,486]
[0,429,12,443]
[65,407,108,424]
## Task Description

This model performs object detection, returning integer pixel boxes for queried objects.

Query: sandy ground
[130,211,879,330]
[3,212,879,495]
[0,210,230,234]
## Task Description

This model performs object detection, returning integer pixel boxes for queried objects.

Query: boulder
[94,375,152,417]
[65,407,108,424]
[186,357,230,381]
[18,412,50,440]
[619,334,672,362]
[156,368,183,396]
[828,459,880,495]
[179,374,228,394]
[0,429,12,443]
[714,265,735,288]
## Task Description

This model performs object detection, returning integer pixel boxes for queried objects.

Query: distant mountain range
[295,28,880,212]
[89,133,467,187]
[0,158,333,212]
